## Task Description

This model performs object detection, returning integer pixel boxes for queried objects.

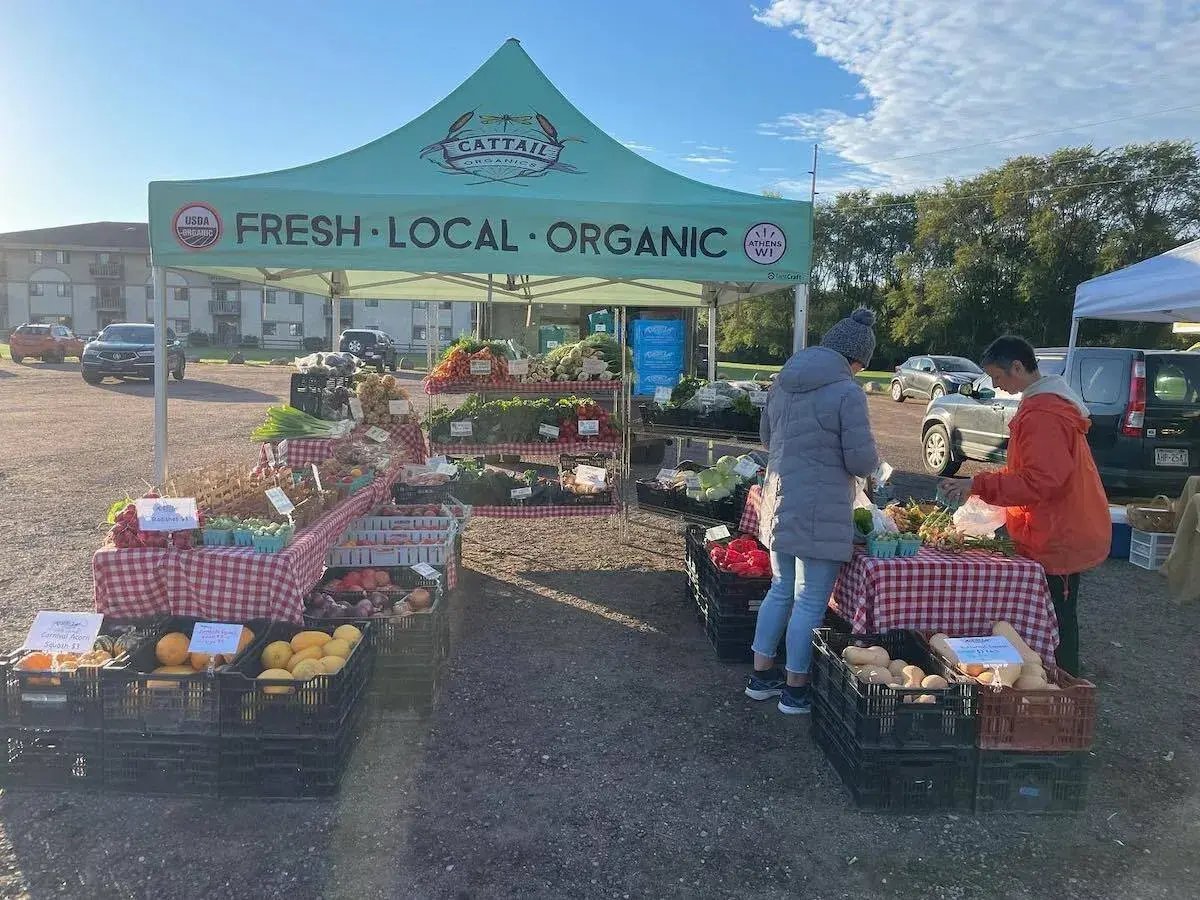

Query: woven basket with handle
[1126,495,1179,534]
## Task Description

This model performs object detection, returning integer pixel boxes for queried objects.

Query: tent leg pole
[792,284,808,354]
[152,266,169,486]
[1065,317,1081,376]
[707,302,717,383]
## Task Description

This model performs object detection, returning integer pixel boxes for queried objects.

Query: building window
[262,321,278,336]
[439,301,453,310]
[291,291,304,305]
[173,319,190,334]
[289,322,304,337]
[173,287,189,302]
[29,282,44,296]
[412,325,427,341]
[265,289,277,304]
[56,250,70,264]
[56,283,72,298]
[30,250,44,264]
[146,284,154,300]
[366,299,380,308]
[438,326,452,342]
[412,300,427,309]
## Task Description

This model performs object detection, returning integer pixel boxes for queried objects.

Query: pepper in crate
[709,536,771,578]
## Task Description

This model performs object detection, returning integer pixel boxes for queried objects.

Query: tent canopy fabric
[147,39,811,308]
[1073,238,1200,323]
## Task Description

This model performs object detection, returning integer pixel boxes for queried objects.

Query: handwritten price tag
[426,455,448,468]
[654,386,672,404]
[507,357,530,376]
[685,474,702,491]
[469,359,492,376]
[575,464,608,488]
[705,525,731,541]
[388,399,411,416]
[546,340,560,349]
[581,357,606,376]
[311,464,324,492]
[348,397,364,421]
[510,486,534,500]
[578,419,600,436]
[24,612,103,654]
[750,390,768,408]
[450,421,473,438]
[263,443,277,467]
[187,622,244,657]
[734,457,761,478]
[656,468,678,483]
[135,497,198,531]
[265,487,295,516]
[411,563,440,579]
[365,426,390,443]
[944,636,1024,666]
[697,388,718,403]
[435,463,459,477]
[538,423,561,439]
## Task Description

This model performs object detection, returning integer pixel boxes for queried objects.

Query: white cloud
[696,144,734,153]
[620,139,657,153]
[753,1,1200,189]
[758,166,787,172]
[682,155,735,165]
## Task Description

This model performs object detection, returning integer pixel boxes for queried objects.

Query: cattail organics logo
[420,110,583,185]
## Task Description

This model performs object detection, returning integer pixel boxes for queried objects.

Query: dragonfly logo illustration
[420,110,584,185]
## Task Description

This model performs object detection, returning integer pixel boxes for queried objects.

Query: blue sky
[2,0,1197,233]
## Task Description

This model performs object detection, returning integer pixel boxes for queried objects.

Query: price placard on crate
[426,455,448,468]
[507,357,530,376]
[187,622,244,657]
[450,420,474,437]
[575,464,608,489]
[411,563,440,579]
[578,419,600,436]
[349,397,364,421]
[654,386,672,404]
[734,457,760,478]
[24,612,103,654]
[469,359,492,376]
[510,486,534,500]
[705,525,731,541]
[538,423,561,439]
[388,399,411,416]
[697,388,718,403]
[945,636,1024,666]
[436,463,459,477]
[135,497,199,532]
[594,323,607,333]
[265,487,295,516]
[581,357,606,376]
[365,426,391,443]
[750,390,768,408]
[685,474,702,491]
[656,468,678,483]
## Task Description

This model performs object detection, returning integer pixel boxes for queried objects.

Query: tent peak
[506,37,521,44]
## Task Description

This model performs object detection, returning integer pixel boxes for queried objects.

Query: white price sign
[265,487,295,516]
[426,455,448,468]
[654,386,672,404]
[388,399,411,416]
[311,464,324,492]
[750,390,768,408]
[450,421,474,438]
[705,525,731,542]
[581,357,606,376]
[411,562,441,579]
[546,340,560,349]
[263,443,277,467]
[539,423,561,439]
[507,357,530,376]
[187,622,244,657]
[469,359,492,376]
[944,636,1024,666]
[348,397,364,421]
[685,474,702,491]
[578,419,600,436]
[435,463,459,477]
[734,458,761,479]
[24,612,103,654]
[510,486,534,500]
[656,468,678,483]
[575,464,609,489]
[594,323,607,333]
[697,388,718,403]
[365,426,391,443]
[135,497,199,532]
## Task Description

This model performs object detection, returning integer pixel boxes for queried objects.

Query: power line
[816,102,1200,174]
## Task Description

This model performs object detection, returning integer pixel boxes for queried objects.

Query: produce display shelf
[468,503,621,519]
[424,378,623,396]
[429,440,622,458]
[632,423,763,448]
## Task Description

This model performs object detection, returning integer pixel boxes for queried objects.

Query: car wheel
[890,380,905,402]
[82,370,103,385]
[931,384,946,400]
[45,352,63,364]
[922,424,962,476]
[172,360,185,381]
[346,340,364,354]
[387,356,398,372]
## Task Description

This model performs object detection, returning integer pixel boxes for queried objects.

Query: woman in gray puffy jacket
[745,307,880,714]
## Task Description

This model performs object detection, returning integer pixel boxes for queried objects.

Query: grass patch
[717,360,892,387]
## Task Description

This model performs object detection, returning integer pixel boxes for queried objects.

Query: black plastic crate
[685,527,772,616]
[221,622,373,738]
[307,580,448,666]
[101,617,267,736]
[289,371,352,418]
[104,733,220,797]
[391,481,453,505]
[0,727,104,791]
[219,701,365,799]
[371,656,448,716]
[557,454,616,506]
[974,750,1090,814]
[812,706,976,813]
[811,628,976,751]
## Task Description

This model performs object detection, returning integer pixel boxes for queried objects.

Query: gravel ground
[0,360,1197,900]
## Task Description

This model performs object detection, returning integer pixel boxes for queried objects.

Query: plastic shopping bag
[854,479,897,535]
[953,496,1007,538]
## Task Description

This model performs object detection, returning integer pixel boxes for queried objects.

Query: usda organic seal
[172,203,222,250]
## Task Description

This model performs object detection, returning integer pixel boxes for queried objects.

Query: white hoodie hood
[1021,374,1090,417]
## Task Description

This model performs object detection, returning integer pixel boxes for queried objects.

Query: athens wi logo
[420,110,583,185]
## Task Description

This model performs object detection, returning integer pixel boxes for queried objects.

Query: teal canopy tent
[146,38,813,479]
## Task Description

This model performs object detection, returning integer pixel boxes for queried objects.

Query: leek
[251,406,351,441]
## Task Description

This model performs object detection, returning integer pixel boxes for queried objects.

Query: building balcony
[209,299,242,316]
[92,295,125,312]
[89,262,124,279]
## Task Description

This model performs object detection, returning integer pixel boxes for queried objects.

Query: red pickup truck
[8,323,86,363]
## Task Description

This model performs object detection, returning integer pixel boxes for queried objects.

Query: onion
[407,588,433,612]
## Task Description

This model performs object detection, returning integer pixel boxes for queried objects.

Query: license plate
[1155,448,1189,467]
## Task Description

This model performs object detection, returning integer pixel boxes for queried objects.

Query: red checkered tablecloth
[739,483,763,535]
[424,378,622,395]
[429,440,620,457]
[832,547,1059,666]
[259,422,426,469]
[468,503,620,519]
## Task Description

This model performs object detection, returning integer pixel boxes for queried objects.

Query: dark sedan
[81,323,187,385]
[891,355,983,402]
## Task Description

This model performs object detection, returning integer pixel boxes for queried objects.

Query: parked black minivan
[921,347,1200,495]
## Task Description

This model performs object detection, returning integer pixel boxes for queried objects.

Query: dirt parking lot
[0,359,1197,900]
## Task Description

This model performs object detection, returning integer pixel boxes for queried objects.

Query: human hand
[938,478,971,504]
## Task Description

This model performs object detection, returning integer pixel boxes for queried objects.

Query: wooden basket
[1125,496,1179,534]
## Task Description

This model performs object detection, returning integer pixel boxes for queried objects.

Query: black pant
[1046,573,1081,676]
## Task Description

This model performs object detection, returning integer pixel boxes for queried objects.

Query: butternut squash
[900,665,926,688]
[992,620,1042,667]
[921,674,949,690]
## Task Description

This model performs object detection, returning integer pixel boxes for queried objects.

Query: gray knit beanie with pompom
[820,307,877,367]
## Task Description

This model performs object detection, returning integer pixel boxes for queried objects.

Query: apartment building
[0,221,474,347]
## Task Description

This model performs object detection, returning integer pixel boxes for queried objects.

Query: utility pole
[792,142,818,354]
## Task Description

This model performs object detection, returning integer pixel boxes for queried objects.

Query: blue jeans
[751,553,842,675]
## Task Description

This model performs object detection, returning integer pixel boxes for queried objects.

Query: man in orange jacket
[941,336,1109,675]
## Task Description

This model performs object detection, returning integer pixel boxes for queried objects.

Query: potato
[921,675,949,690]
[900,665,926,688]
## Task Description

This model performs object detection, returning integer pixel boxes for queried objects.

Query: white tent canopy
[1073,238,1200,323]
